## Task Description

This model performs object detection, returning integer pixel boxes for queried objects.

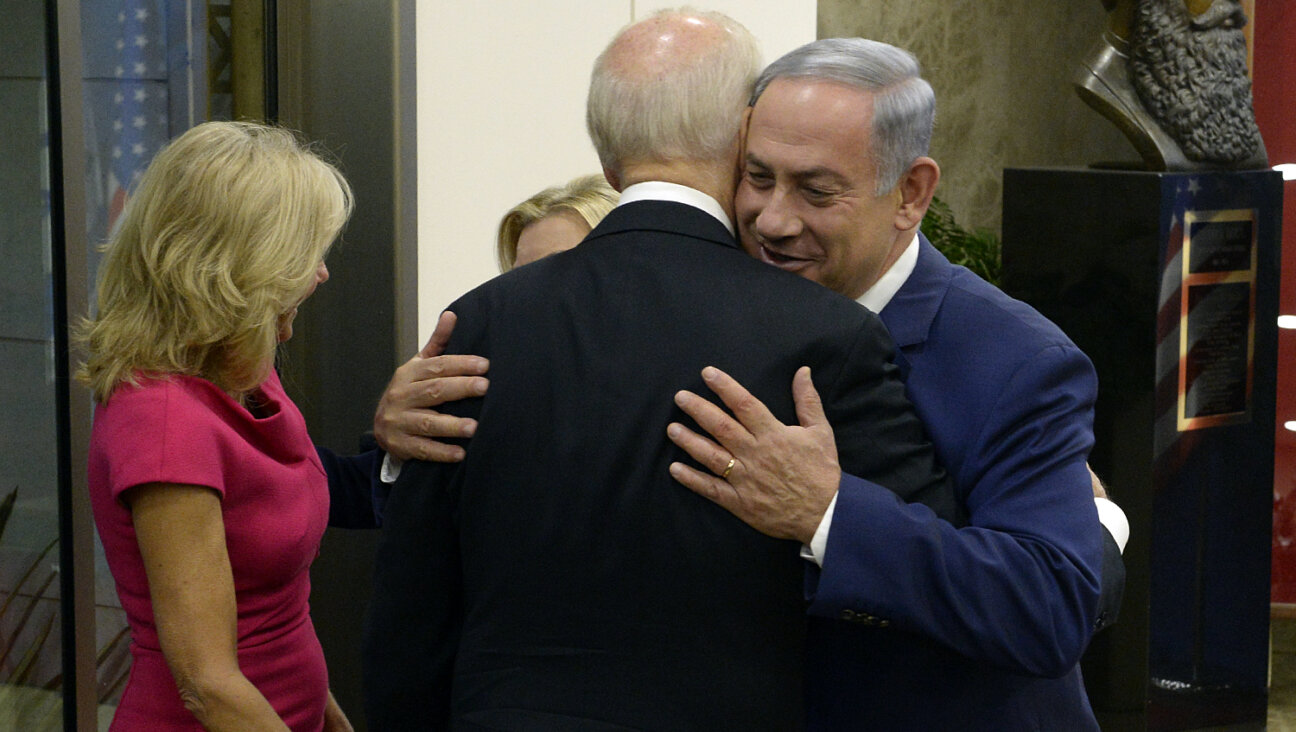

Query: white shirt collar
[616,181,735,236]
[855,233,920,314]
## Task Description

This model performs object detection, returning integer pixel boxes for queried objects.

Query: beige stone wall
[818,0,1136,233]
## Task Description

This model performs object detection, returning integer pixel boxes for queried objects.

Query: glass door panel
[0,2,65,728]
[79,0,204,724]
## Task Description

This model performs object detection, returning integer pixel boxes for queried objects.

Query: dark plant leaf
[925,196,1002,285]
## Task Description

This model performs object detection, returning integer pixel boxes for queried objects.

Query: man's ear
[734,107,754,187]
[738,107,753,157]
[894,156,940,231]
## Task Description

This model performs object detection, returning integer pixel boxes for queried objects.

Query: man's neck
[618,159,736,224]
[617,181,735,235]
[857,229,921,314]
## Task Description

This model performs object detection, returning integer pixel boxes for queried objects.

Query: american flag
[1153,175,1259,470]
[83,0,171,248]
[1147,170,1277,696]
[1153,178,1198,466]
[79,1,187,702]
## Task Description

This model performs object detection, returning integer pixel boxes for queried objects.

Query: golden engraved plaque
[1177,208,1257,431]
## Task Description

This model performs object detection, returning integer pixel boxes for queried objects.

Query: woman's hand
[323,691,354,732]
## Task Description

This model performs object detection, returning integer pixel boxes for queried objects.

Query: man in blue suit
[665,38,1121,729]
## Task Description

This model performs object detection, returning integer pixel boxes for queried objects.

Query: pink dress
[89,370,330,731]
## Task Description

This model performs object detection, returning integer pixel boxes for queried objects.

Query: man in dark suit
[665,38,1119,729]
[361,12,958,730]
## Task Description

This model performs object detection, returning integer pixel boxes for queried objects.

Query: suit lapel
[879,232,952,354]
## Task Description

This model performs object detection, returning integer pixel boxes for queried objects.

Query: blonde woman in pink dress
[80,121,354,731]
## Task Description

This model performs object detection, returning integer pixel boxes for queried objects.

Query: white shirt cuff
[1095,496,1129,553]
[796,491,1127,566]
[380,453,404,484]
[799,491,839,567]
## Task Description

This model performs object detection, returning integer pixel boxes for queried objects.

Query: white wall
[412,1,815,344]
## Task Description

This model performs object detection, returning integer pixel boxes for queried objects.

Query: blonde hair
[77,121,353,403]
[496,174,618,271]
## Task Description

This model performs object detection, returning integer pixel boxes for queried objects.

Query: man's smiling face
[735,77,908,300]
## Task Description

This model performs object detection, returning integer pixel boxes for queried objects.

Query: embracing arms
[667,354,1113,677]
[373,311,488,464]
[316,312,487,528]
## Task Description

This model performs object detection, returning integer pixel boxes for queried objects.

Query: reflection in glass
[80,0,204,724]
[0,1,64,728]
[3,2,225,725]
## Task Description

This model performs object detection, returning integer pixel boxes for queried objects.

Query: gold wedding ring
[721,457,736,480]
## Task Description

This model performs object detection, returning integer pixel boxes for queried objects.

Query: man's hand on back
[667,366,841,545]
[373,311,490,463]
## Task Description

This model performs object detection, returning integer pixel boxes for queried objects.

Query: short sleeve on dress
[95,376,233,503]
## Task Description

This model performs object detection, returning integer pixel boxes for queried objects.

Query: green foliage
[924,196,1002,285]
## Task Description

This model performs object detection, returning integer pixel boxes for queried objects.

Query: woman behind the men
[496,174,617,270]
[80,121,354,731]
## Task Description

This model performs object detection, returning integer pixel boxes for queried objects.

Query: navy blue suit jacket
[316,446,382,529]
[803,235,1108,730]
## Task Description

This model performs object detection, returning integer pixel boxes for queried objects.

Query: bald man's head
[586,9,761,176]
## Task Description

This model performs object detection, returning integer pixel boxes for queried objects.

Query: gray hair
[587,8,762,173]
[752,38,935,194]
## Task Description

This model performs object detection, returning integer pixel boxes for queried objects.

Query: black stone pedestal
[1002,168,1283,731]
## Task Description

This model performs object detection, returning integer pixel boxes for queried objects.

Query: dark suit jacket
[803,235,1114,731]
[362,199,958,731]
[316,446,382,529]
